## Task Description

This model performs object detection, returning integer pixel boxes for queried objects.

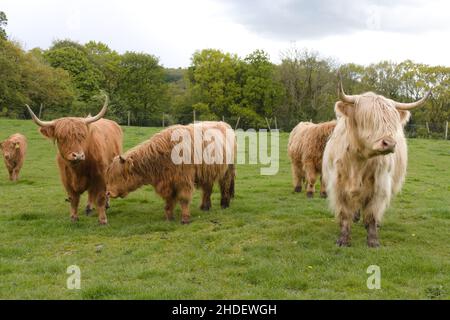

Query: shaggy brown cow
[322,81,431,247]
[288,121,336,198]
[26,96,123,224]
[1,133,27,181]
[106,121,236,224]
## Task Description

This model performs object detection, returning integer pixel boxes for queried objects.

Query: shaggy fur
[322,92,413,247]
[288,121,336,198]
[106,121,236,224]
[1,133,27,181]
[37,118,122,224]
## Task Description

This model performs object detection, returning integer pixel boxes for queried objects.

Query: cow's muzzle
[69,152,85,163]
[374,137,396,154]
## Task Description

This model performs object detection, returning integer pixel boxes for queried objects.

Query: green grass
[0,118,449,299]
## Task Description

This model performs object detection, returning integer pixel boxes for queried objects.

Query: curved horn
[25,104,55,127]
[338,80,357,104]
[84,95,108,124]
[395,90,432,110]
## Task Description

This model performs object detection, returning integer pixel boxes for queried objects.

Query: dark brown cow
[1,133,27,181]
[26,97,123,224]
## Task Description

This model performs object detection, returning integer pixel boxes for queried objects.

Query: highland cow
[322,81,431,247]
[26,96,123,224]
[288,121,336,198]
[106,121,236,224]
[1,133,27,181]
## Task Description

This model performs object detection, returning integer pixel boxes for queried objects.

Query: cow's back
[87,119,123,170]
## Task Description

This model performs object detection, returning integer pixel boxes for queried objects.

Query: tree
[241,50,284,122]
[277,48,336,129]
[187,49,243,119]
[0,11,7,40]
[0,39,74,118]
[44,45,104,104]
[115,52,168,126]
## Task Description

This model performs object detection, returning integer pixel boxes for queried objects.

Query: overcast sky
[3,0,450,67]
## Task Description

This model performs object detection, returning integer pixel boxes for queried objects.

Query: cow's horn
[338,80,357,104]
[119,155,126,163]
[395,90,432,110]
[25,104,55,127]
[85,95,108,124]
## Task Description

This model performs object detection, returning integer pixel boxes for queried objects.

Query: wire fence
[121,112,450,140]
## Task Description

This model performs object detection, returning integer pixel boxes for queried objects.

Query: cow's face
[0,139,20,162]
[335,95,410,158]
[335,83,430,159]
[106,155,137,199]
[26,95,109,165]
[40,119,89,164]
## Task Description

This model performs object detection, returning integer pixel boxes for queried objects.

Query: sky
[2,0,450,68]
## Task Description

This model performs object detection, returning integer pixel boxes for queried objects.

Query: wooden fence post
[193,110,196,123]
[162,113,165,128]
[445,121,448,140]
[265,117,271,132]
[127,111,131,127]
[38,103,43,118]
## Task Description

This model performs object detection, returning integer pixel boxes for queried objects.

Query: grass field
[0,118,449,299]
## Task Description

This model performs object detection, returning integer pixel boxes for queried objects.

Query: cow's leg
[11,170,18,182]
[353,210,361,223]
[319,175,327,198]
[229,164,235,199]
[336,211,352,247]
[291,162,304,193]
[69,193,80,222]
[85,191,95,216]
[220,166,235,209]
[304,162,317,198]
[363,209,381,248]
[178,185,193,224]
[164,196,176,221]
[95,191,108,225]
[89,182,108,225]
[7,168,14,181]
[200,183,213,211]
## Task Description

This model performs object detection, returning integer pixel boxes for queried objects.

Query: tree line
[1,11,448,136]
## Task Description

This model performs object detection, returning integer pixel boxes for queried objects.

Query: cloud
[219,0,450,40]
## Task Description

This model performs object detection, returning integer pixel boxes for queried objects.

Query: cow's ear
[125,157,134,173]
[398,110,411,126]
[335,101,354,118]
[39,126,55,139]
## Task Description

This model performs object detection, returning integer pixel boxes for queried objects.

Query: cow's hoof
[367,238,380,248]
[181,219,191,225]
[85,206,93,216]
[336,237,351,247]
[320,192,327,198]
[98,219,108,225]
[70,216,79,223]
[200,204,211,211]
[220,200,230,209]
[294,186,302,193]
[306,191,314,198]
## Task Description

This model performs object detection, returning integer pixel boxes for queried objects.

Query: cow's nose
[379,137,396,153]
[70,152,85,161]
